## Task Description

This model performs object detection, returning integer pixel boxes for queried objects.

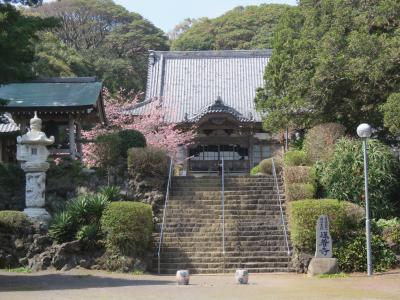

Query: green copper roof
[0,80,102,108]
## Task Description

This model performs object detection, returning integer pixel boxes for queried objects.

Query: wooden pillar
[68,118,76,159]
[75,121,82,159]
[248,137,254,172]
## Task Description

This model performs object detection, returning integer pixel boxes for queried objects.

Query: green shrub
[49,193,110,243]
[99,186,121,202]
[284,150,309,166]
[374,218,400,254]
[259,157,282,174]
[101,202,153,256]
[288,199,364,253]
[117,129,146,157]
[250,164,261,175]
[67,194,109,225]
[76,224,100,242]
[321,138,400,218]
[0,164,24,208]
[285,183,315,201]
[96,133,123,167]
[303,123,346,163]
[48,211,75,243]
[284,166,314,184]
[0,211,30,234]
[334,233,397,272]
[127,147,168,179]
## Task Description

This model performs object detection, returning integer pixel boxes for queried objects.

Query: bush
[67,194,109,225]
[321,138,400,218]
[288,199,364,253]
[101,202,153,256]
[76,224,100,243]
[48,212,75,243]
[99,186,121,202]
[0,211,30,234]
[117,129,146,157]
[303,123,346,163]
[374,218,400,254]
[259,157,282,174]
[286,183,315,201]
[95,133,123,169]
[284,166,314,184]
[0,164,24,209]
[334,234,397,272]
[49,193,110,243]
[127,147,169,179]
[284,150,309,166]
[250,164,261,175]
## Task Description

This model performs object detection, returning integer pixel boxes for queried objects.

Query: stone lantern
[16,112,54,223]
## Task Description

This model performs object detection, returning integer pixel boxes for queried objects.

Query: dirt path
[0,269,399,300]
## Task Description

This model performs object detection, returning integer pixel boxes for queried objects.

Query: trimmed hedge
[127,147,169,179]
[285,183,315,201]
[288,199,363,253]
[284,166,314,184]
[0,211,30,234]
[259,157,282,174]
[284,150,309,166]
[117,129,146,158]
[250,164,261,175]
[101,202,153,256]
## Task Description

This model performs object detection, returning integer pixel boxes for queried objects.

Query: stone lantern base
[24,208,51,225]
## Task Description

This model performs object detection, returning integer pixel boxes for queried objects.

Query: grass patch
[131,269,144,275]
[3,267,32,273]
[316,273,348,279]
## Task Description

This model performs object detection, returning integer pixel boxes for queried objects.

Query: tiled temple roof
[126,50,271,123]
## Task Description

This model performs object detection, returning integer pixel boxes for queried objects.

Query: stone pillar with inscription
[17,112,55,224]
[307,215,338,276]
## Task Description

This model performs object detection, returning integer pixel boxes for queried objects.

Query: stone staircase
[152,175,293,274]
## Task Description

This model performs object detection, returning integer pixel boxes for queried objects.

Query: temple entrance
[188,144,249,173]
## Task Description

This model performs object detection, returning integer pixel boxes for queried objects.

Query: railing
[157,157,174,274]
[271,158,291,256]
[221,157,225,255]
[220,156,225,271]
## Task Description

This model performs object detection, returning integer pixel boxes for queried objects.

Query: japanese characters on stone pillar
[315,215,333,258]
[307,215,338,276]
[17,112,54,224]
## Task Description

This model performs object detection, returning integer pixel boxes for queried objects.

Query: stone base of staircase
[153,175,293,274]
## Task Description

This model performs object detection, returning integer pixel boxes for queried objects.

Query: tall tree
[0,3,56,83]
[255,0,400,135]
[171,4,290,51]
[31,0,169,92]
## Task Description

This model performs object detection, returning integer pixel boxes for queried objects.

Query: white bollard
[176,270,190,285]
[235,269,249,284]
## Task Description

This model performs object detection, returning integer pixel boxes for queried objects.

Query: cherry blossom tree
[81,88,196,167]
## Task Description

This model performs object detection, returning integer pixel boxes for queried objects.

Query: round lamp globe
[357,123,372,139]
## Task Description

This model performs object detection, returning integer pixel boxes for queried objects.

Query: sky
[114,0,298,33]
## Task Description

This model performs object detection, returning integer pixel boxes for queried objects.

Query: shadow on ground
[0,273,174,292]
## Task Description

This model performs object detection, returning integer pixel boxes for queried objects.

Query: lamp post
[357,123,373,276]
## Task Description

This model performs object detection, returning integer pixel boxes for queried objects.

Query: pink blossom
[81,88,196,167]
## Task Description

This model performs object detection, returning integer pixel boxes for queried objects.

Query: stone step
[155,249,290,258]
[155,256,291,264]
[155,267,294,274]
[156,226,286,234]
[156,241,288,249]
[155,261,292,270]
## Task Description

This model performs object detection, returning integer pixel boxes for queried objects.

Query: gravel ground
[0,269,399,300]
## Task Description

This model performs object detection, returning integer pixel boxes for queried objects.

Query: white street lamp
[357,123,373,276]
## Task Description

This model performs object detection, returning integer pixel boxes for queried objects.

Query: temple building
[127,50,280,174]
[0,77,106,161]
